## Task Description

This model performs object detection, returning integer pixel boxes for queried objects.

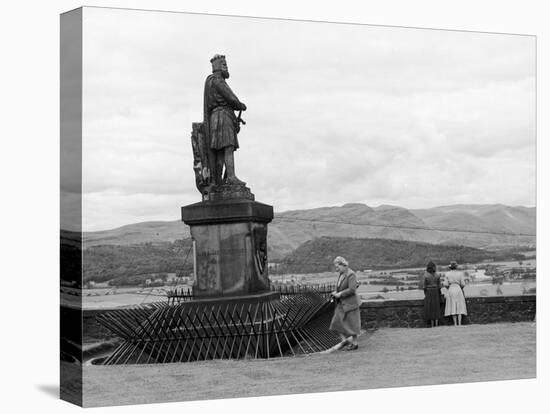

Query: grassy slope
[82,322,535,407]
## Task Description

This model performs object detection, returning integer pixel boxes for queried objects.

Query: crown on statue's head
[210,54,226,63]
[210,54,227,72]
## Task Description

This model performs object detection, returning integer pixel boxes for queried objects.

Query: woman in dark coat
[421,261,441,327]
[329,256,362,350]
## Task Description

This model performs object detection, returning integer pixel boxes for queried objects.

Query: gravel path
[82,322,536,407]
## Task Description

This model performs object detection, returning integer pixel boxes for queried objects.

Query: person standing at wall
[420,261,442,327]
[444,261,468,326]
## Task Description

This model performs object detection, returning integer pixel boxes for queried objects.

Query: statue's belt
[211,106,235,113]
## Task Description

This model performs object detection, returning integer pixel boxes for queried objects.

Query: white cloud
[79,8,535,230]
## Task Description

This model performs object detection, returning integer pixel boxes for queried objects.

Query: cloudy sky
[80,7,535,231]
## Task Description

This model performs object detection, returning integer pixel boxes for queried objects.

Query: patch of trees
[277,237,506,274]
[82,239,193,284]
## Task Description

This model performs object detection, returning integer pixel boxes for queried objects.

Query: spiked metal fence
[166,287,194,305]
[97,291,341,364]
[166,283,337,304]
[272,283,336,301]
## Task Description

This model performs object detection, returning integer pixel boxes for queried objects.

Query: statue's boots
[225,176,246,186]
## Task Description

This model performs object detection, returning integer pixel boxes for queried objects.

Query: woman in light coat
[444,262,468,326]
[329,256,362,350]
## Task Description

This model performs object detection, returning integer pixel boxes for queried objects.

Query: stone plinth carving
[181,200,273,298]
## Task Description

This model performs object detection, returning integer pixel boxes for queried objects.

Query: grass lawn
[81,321,535,407]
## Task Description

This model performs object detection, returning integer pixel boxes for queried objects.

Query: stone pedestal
[181,199,273,298]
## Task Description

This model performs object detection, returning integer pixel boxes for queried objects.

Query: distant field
[64,286,170,309]
[72,258,535,309]
[73,280,535,309]
[359,281,535,301]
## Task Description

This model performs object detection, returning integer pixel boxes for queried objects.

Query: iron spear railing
[97,290,340,364]
[165,282,337,304]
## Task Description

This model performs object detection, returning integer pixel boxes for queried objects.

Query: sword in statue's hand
[237,110,246,126]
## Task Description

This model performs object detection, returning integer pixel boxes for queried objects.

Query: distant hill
[271,203,435,258]
[410,204,536,249]
[411,204,535,231]
[278,237,522,274]
[82,221,189,246]
[81,203,536,260]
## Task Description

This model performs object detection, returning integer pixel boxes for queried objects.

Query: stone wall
[360,294,536,329]
[80,294,536,346]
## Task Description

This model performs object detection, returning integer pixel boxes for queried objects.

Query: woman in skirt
[444,262,468,326]
[329,256,362,350]
[421,261,441,327]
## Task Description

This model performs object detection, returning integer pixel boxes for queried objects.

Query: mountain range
[82,203,535,260]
